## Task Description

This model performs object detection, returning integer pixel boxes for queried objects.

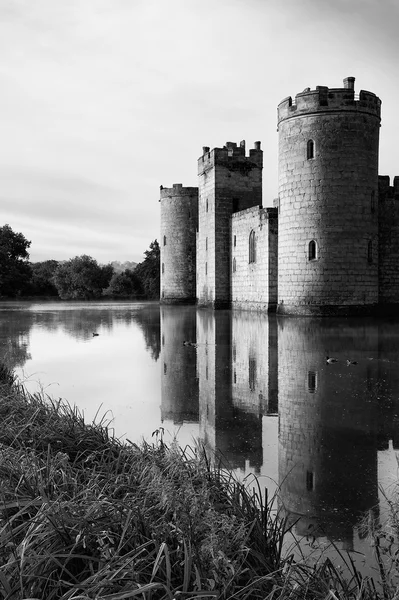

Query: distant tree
[0,224,32,297]
[134,240,160,299]
[103,269,144,298]
[53,255,114,300]
[29,260,59,296]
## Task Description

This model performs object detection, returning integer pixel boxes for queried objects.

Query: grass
[0,363,397,600]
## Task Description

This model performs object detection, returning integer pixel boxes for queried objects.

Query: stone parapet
[277,78,381,127]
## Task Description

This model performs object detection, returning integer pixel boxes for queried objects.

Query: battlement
[198,140,263,175]
[277,77,381,126]
[159,183,198,200]
[378,176,399,200]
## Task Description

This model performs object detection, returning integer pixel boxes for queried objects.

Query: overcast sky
[1,0,398,264]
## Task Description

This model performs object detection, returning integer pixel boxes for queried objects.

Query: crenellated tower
[277,77,381,316]
[196,141,263,308]
[378,176,399,306]
[160,183,198,303]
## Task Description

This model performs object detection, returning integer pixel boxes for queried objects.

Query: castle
[160,77,399,316]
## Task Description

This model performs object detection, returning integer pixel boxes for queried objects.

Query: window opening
[249,357,257,392]
[368,241,373,263]
[162,262,165,274]
[206,237,208,251]
[232,257,236,273]
[163,235,166,246]
[306,471,314,491]
[308,240,317,261]
[205,262,207,275]
[249,230,256,263]
[234,235,236,247]
[206,199,208,213]
[308,371,317,393]
[307,139,315,160]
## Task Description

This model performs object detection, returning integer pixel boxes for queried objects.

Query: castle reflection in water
[160,306,399,554]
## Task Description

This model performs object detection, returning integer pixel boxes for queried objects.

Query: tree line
[0,224,160,300]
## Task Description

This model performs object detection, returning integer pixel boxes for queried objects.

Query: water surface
[1,299,399,573]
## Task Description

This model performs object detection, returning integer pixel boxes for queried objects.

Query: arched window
[249,230,256,263]
[307,139,315,160]
[308,240,317,261]
[368,241,373,263]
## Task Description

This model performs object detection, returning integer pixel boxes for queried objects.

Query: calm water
[1,299,399,573]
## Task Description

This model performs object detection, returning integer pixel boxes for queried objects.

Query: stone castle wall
[160,184,198,304]
[197,142,263,308]
[277,79,381,315]
[379,176,399,305]
[159,77,399,314]
[231,206,277,311]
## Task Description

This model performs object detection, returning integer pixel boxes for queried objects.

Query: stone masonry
[160,77,399,315]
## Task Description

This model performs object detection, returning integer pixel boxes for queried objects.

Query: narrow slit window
[308,240,317,261]
[306,471,314,491]
[162,262,165,274]
[205,262,207,275]
[232,257,236,273]
[371,191,375,213]
[368,241,373,263]
[206,199,208,213]
[163,235,166,246]
[206,237,208,251]
[249,357,257,392]
[234,235,236,247]
[308,371,317,393]
[307,139,315,160]
[249,230,256,263]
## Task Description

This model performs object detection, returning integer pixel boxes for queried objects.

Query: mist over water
[1,300,399,573]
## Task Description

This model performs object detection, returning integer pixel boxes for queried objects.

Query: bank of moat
[159,77,399,316]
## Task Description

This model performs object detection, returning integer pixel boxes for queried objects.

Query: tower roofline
[198,140,263,175]
[277,77,381,126]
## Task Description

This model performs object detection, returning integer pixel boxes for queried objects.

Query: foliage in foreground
[0,364,396,600]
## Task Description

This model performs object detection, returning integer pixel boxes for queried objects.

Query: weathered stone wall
[160,184,198,303]
[231,207,278,311]
[196,141,263,308]
[277,79,381,315]
[379,176,399,305]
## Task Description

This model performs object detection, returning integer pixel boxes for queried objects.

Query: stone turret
[277,77,381,315]
[160,183,198,304]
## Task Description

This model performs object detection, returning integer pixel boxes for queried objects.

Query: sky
[1,0,398,264]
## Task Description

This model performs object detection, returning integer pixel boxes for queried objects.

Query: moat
[1,299,399,569]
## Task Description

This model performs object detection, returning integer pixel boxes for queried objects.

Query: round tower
[277,77,381,315]
[160,183,198,303]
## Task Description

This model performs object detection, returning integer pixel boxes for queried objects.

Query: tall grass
[0,363,396,600]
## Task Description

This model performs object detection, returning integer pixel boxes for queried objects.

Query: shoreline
[0,364,394,599]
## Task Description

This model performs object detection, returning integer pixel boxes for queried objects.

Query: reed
[0,363,395,600]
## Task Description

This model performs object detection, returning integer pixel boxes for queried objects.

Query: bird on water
[325,355,338,364]
[346,359,358,366]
